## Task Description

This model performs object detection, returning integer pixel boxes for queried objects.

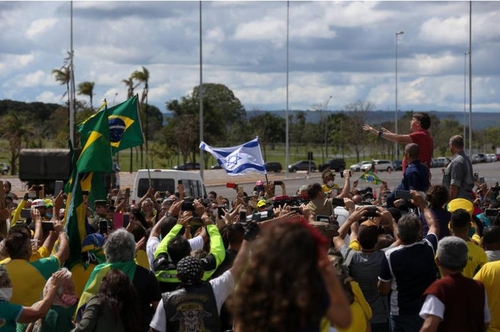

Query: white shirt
[146,235,204,271]
[149,270,235,331]
[420,293,491,323]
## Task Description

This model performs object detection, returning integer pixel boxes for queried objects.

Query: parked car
[173,162,200,170]
[0,163,10,175]
[393,160,402,171]
[265,162,283,173]
[486,154,497,162]
[472,153,487,164]
[288,160,317,172]
[318,159,346,172]
[360,160,394,172]
[350,161,371,172]
[431,157,450,168]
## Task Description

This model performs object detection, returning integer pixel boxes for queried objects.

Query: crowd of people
[0,112,499,332]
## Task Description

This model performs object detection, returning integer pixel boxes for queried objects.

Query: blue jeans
[390,314,423,332]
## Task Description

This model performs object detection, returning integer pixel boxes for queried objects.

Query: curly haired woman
[231,216,352,332]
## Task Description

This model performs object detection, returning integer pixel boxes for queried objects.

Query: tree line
[1,61,499,174]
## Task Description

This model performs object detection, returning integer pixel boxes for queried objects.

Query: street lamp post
[463,51,469,143]
[323,95,333,161]
[395,30,404,160]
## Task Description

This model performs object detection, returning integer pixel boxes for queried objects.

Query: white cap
[31,199,46,208]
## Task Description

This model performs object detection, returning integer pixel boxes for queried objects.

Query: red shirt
[402,129,433,171]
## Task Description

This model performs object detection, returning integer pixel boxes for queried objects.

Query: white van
[132,169,207,203]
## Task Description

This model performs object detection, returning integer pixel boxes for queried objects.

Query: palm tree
[52,67,71,106]
[77,81,95,110]
[122,77,135,99]
[131,66,149,106]
[131,67,150,167]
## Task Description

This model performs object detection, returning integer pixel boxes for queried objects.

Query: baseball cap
[447,198,474,216]
[257,200,267,208]
[31,199,46,209]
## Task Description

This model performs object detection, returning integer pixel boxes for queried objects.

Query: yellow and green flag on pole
[107,95,144,154]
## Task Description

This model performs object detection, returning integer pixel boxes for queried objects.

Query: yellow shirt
[135,249,150,271]
[3,257,60,306]
[463,240,488,278]
[71,262,98,299]
[474,261,500,332]
[321,281,372,332]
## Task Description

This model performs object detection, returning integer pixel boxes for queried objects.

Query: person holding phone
[386,143,430,208]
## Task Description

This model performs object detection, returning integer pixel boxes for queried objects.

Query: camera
[364,206,379,217]
[181,201,195,211]
[340,171,352,178]
[394,190,412,200]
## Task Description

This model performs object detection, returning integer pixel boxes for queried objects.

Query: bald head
[405,143,420,161]
[449,135,464,150]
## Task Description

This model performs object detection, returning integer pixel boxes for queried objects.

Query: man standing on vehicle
[386,143,430,207]
[363,112,433,171]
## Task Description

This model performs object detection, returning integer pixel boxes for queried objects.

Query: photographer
[306,170,351,221]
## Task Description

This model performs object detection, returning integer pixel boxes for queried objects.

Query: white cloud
[0,1,498,115]
[36,91,60,104]
[25,18,58,40]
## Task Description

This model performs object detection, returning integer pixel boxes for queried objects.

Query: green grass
[1,139,373,174]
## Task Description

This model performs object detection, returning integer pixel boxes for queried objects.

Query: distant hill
[163,109,500,130]
[241,109,500,131]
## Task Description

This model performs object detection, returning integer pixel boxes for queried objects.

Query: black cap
[94,200,108,208]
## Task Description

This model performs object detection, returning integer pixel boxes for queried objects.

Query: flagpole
[69,1,76,147]
[199,0,204,181]
[285,1,290,179]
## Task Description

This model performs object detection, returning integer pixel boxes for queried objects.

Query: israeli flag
[199,138,267,176]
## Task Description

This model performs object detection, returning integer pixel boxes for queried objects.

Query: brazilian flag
[359,170,383,185]
[75,261,137,321]
[77,106,113,174]
[108,95,144,154]
[64,171,93,270]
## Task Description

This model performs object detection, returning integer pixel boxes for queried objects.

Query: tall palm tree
[52,67,71,106]
[131,66,149,106]
[131,67,150,167]
[122,77,135,99]
[77,81,95,110]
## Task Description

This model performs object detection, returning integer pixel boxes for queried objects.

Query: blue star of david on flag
[199,138,267,176]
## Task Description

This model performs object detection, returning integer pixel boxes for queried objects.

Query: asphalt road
[5,161,499,200]
[206,161,500,199]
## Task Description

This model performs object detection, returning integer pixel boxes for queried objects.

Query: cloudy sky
[0,1,499,114]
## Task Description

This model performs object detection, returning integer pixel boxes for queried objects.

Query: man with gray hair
[420,236,490,331]
[76,229,161,332]
[442,135,474,201]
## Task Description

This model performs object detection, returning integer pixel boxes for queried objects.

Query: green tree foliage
[248,112,285,160]
[341,100,375,161]
[0,111,35,174]
[77,81,95,110]
[165,83,247,165]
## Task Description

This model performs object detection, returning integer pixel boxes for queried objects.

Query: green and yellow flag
[359,170,383,185]
[77,106,113,174]
[108,95,144,154]
[64,171,91,270]
[75,260,137,321]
